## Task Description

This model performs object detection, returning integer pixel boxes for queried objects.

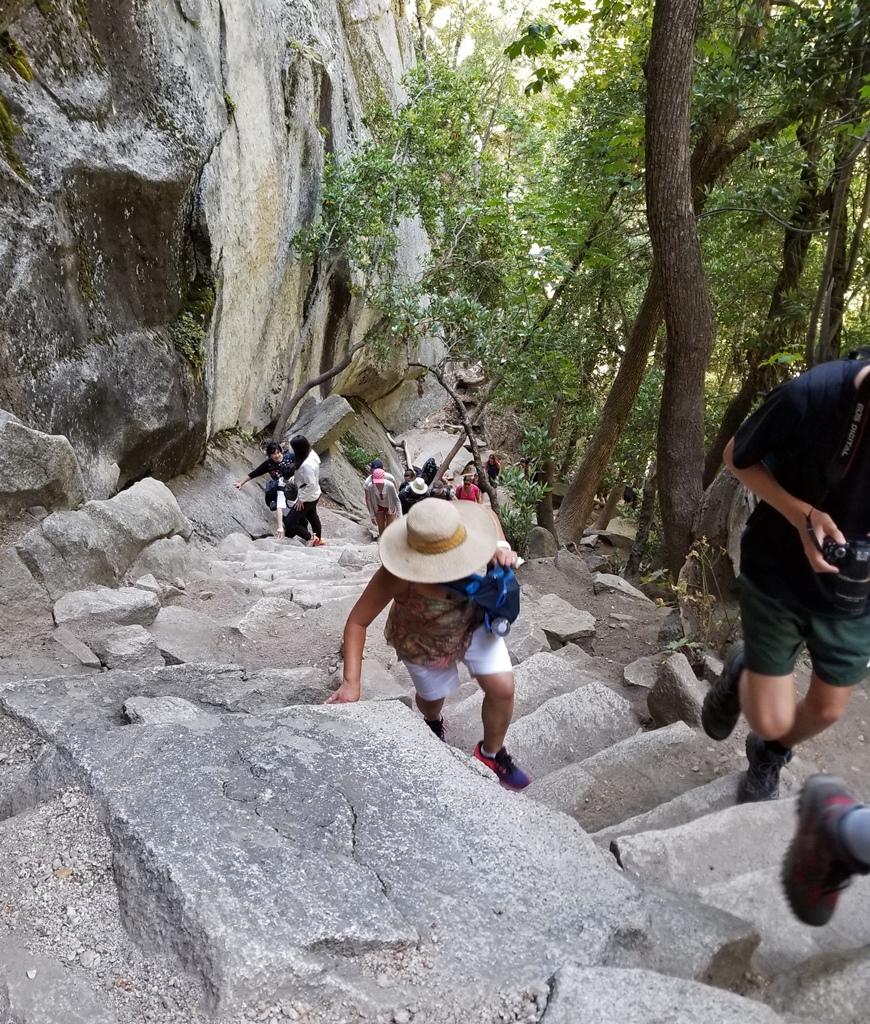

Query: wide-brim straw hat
[379,498,498,583]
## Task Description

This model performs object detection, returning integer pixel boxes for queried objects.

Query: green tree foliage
[290,0,870,561]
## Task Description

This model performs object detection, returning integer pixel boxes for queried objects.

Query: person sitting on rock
[234,442,295,508]
[326,499,530,790]
[365,468,402,535]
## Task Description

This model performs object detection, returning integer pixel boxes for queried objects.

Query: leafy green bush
[340,434,380,475]
[499,466,549,555]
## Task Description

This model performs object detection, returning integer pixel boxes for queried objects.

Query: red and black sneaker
[783,774,869,927]
[474,742,531,791]
[426,717,446,742]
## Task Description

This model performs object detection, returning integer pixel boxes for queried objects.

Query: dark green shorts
[739,574,870,687]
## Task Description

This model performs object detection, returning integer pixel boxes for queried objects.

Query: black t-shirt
[250,453,295,482]
[732,360,870,614]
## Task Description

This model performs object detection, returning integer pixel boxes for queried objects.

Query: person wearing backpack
[429,478,454,500]
[326,499,530,790]
[698,353,870,929]
[421,456,438,485]
[402,475,429,514]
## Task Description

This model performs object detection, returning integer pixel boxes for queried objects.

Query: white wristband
[496,540,511,550]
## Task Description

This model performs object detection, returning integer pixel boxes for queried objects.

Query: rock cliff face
[0,0,425,498]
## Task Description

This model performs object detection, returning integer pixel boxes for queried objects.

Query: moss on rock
[0,32,32,179]
[172,278,216,382]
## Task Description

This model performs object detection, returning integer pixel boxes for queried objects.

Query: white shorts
[402,624,513,702]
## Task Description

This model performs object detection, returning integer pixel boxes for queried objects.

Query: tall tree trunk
[646,0,717,577]
[556,273,664,541]
[557,417,584,479]
[535,399,563,536]
[592,483,623,531]
[423,365,500,514]
[625,463,658,579]
[556,102,802,542]
[805,29,870,366]
[703,130,822,485]
[808,153,855,366]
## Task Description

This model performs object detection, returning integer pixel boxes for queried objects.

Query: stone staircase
[0,513,864,1024]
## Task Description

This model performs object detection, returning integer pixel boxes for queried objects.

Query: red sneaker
[474,742,531,791]
[783,774,868,927]
[311,536,325,547]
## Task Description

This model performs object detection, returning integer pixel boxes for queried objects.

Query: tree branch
[409,361,500,513]
[276,339,366,440]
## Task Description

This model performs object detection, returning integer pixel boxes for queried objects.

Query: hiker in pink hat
[365,467,402,536]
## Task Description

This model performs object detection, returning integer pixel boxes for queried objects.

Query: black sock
[765,739,791,757]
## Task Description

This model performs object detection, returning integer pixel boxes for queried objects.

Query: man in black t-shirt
[702,356,870,927]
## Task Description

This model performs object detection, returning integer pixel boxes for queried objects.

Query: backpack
[443,563,521,636]
[421,457,438,484]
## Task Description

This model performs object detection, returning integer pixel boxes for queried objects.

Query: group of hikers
[235,436,325,546]
[363,453,502,535]
[239,352,870,932]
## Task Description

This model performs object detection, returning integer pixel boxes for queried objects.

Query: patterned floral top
[385,584,484,667]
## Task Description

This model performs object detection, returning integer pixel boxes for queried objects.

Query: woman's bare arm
[325,567,408,703]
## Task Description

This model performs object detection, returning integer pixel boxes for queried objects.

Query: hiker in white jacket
[365,468,402,535]
[289,435,324,546]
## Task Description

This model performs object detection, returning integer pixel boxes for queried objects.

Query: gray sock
[839,807,870,867]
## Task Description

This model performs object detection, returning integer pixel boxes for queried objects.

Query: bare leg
[415,694,445,722]
[740,668,854,747]
[475,671,515,752]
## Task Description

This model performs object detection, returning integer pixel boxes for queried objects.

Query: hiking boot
[701,640,745,741]
[426,717,446,742]
[783,774,869,927]
[738,732,792,803]
[474,743,531,791]
[311,536,325,547]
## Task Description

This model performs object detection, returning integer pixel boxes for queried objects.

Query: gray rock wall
[0,0,427,498]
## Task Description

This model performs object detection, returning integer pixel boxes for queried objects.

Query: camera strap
[827,367,870,489]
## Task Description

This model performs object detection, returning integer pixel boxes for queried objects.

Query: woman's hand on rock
[326,680,360,704]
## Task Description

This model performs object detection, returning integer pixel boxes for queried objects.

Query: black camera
[822,537,870,615]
